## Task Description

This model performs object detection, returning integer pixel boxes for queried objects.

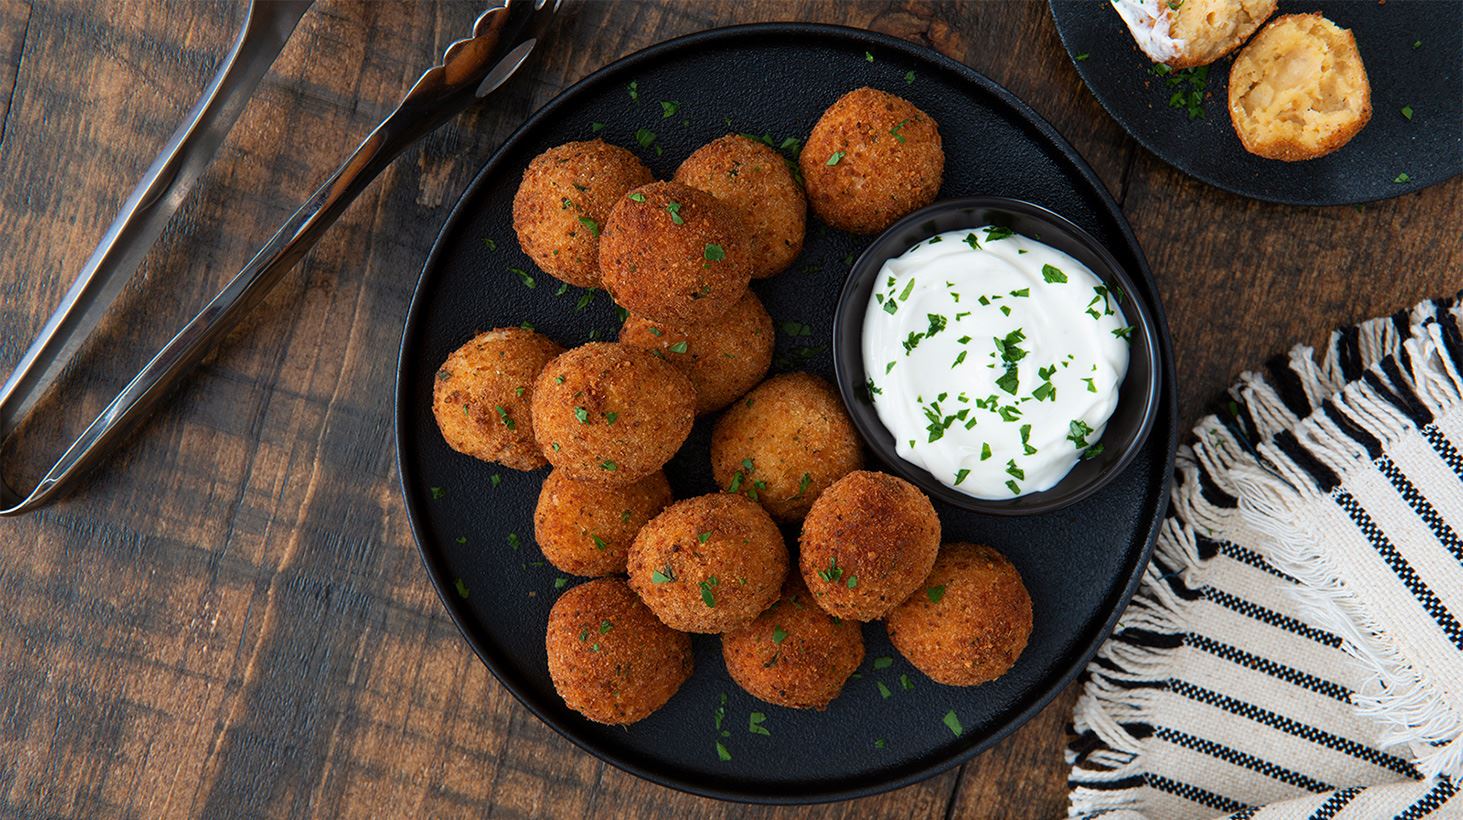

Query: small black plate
[1048,0,1463,205]
[395,23,1178,804]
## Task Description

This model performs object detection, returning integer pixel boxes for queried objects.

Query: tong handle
[0,0,311,444]
[0,0,558,516]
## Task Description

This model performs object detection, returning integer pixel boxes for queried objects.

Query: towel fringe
[1068,294,1463,815]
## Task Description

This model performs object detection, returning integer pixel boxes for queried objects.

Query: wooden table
[0,1,1456,816]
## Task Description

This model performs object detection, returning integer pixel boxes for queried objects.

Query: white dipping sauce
[862,227,1131,499]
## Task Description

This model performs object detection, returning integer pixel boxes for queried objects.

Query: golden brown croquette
[886,543,1032,686]
[512,140,653,288]
[721,578,864,709]
[534,469,674,577]
[531,343,695,485]
[799,471,940,621]
[710,373,863,521]
[674,134,806,279]
[800,88,944,234]
[627,494,788,634]
[546,578,693,724]
[599,181,751,326]
[618,290,774,415]
[432,327,564,471]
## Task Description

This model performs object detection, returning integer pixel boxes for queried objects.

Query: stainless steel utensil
[0,0,560,516]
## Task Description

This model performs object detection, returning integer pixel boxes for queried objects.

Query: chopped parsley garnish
[554,577,568,589]
[817,556,844,583]
[699,577,719,607]
[510,267,535,288]
[1041,264,1068,283]
[634,127,656,150]
[826,151,846,166]
[865,51,874,62]
[601,460,618,472]
[627,191,646,202]
[796,472,812,497]
[651,565,676,584]
[963,232,980,251]
[996,367,1020,395]
[666,201,685,224]
[748,712,771,736]
[980,442,992,461]
[1067,419,1094,448]
[1076,52,1090,61]
[1083,443,1105,460]
[1006,479,1021,494]
[454,578,469,598]
[1083,377,1098,393]
[698,531,712,544]
[899,278,916,301]
[927,585,946,603]
[490,474,502,488]
[876,681,893,699]
[507,532,521,549]
[590,121,604,133]
[668,340,689,354]
[573,406,590,424]
[1020,423,1037,455]
[904,70,915,84]
[1032,381,1056,402]
[1394,172,1412,184]
[1010,288,1029,297]
[495,405,515,429]
[704,243,726,261]
[716,742,732,761]
[604,411,618,425]
[626,80,639,102]
[772,625,788,644]
[1112,326,1134,340]
[943,710,964,737]
[984,226,1015,241]
[577,216,600,237]
[952,350,968,368]
[875,738,887,749]
[591,534,608,551]
[889,118,910,143]
[1401,105,1414,121]
[1006,460,1025,481]
[600,619,614,634]
[660,100,679,118]
[482,238,497,251]
[430,486,446,500]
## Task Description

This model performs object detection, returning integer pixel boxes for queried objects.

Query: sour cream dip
[862,226,1131,500]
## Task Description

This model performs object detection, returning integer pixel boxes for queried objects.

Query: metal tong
[0,0,559,516]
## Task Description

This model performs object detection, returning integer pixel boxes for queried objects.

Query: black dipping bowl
[833,198,1162,516]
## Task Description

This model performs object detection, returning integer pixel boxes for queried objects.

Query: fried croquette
[674,134,806,279]
[886,543,1032,686]
[628,494,788,634]
[800,88,944,234]
[618,290,774,415]
[1111,0,1276,69]
[432,327,564,471]
[1228,13,1371,161]
[534,469,674,577]
[512,140,653,288]
[531,343,695,485]
[710,373,863,521]
[599,181,751,326]
[799,471,940,622]
[546,578,693,724]
[721,578,864,709]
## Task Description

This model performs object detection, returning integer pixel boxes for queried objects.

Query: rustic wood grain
[0,1,1456,817]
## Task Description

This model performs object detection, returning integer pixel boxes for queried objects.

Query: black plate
[1048,0,1463,205]
[394,23,1178,804]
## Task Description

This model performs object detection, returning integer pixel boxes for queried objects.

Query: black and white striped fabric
[1068,296,1463,818]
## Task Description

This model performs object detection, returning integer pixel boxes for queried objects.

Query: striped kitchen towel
[1067,294,1463,819]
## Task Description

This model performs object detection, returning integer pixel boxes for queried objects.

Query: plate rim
[393,21,1180,805]
[1045,0,1463,206]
